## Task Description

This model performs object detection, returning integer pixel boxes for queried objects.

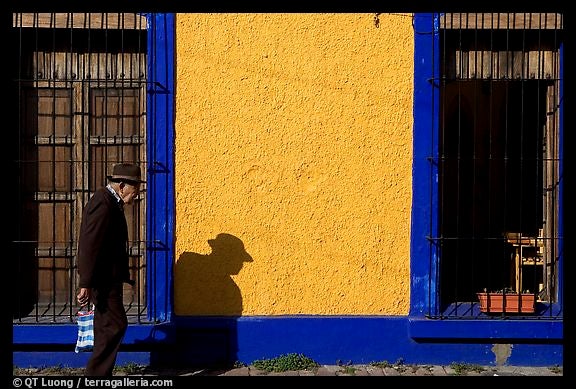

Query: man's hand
[77,287,91,307]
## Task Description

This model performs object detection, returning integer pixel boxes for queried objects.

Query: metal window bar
[12,13,153,324]
[429,13,562,320]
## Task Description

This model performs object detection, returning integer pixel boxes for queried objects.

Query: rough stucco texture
[174,13,414,315]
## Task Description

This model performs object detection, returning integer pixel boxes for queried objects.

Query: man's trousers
[85,285,127,376]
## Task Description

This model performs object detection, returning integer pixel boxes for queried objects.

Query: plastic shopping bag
[75,306,94,353]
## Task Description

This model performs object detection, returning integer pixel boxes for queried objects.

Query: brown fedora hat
[107,163,145,183]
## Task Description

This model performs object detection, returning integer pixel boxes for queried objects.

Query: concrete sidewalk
[14,364,563,377]
[138,364,563,376]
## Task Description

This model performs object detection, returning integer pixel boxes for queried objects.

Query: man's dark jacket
[78,187,132,288]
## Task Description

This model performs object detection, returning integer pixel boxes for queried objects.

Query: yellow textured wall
[174,13,414,315]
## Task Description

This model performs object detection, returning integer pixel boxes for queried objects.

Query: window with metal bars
[12,13,150,323]
[432,13,562,319]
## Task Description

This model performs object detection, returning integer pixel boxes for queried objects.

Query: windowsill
[13,322,174,345]
[408,316,563,341]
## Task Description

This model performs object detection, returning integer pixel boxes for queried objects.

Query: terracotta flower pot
[477,292,535,313]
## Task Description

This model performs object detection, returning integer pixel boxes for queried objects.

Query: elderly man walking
[76,163,144,376]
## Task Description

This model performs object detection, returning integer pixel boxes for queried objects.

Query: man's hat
[107,163,145,184]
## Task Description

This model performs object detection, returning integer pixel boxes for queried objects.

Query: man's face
[120,182,141,204]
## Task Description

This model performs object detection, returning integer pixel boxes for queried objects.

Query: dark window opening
[440,80,547,300]
[435,13,562,318]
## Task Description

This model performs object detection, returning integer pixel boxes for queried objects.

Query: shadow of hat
[107,163,145,183]
[208,233,253,262]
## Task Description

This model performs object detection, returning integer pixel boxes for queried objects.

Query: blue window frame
[146,13,176,323]
[409,13,562,340]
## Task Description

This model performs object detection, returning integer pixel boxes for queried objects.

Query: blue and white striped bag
[75,306,94,353]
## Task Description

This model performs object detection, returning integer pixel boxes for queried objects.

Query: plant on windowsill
[476,287,536,314]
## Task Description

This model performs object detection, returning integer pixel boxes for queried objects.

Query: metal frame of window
[410,13,563,323]
[12,13,154,324]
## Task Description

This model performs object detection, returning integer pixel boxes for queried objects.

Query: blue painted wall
[13,316,562,368]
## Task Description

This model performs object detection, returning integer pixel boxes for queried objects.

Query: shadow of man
[173,233,253,367]
[177,233,253,315]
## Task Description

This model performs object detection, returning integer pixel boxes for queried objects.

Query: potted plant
[476,287,536,314]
